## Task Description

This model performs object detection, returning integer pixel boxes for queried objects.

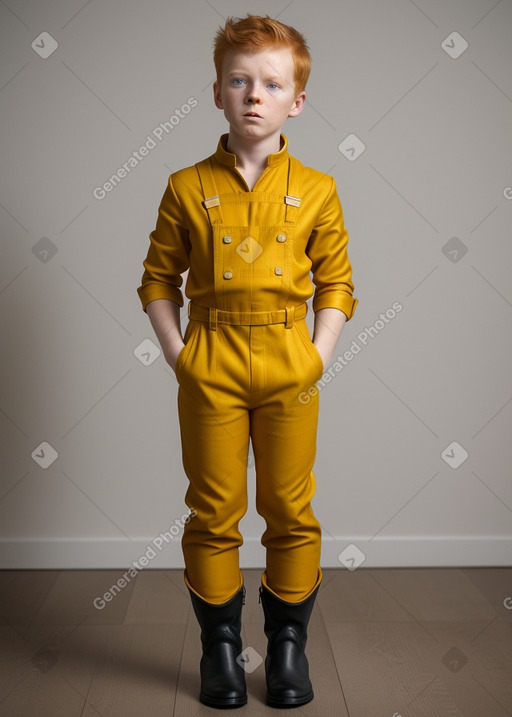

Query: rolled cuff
[313,293,358,320]
[137,282,184,313]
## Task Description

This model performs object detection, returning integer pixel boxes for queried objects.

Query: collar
[213,133,289,169]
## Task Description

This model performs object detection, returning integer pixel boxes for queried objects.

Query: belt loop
[285,305,294,328]
[209,307,218,331]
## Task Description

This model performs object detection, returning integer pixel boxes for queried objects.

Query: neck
[226,130,283,170]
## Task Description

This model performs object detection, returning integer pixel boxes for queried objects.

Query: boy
[137,14,357,709]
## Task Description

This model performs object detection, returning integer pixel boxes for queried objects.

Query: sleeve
[306,176,358,320]
[136,175,191,312]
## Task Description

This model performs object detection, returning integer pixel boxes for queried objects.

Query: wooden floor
[0,568,511,716]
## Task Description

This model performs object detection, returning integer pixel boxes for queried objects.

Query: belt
[187,302,308,330]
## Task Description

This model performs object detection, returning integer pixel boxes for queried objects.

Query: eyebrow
[225,70,284,81]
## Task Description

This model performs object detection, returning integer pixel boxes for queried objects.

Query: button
[223,270,233,280]
[276,233,287,242]
[274,266,283,276]
[222,235,232,244]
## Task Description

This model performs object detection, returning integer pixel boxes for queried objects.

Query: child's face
[213,46,306,143]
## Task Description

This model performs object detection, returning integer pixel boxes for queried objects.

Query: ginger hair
[213,14,311,94]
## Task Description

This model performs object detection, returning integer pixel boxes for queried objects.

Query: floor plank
[0,568,511,716]
[461,567,512,622]
[0,570,60,626]
[0,623,105,717]
[32,570,136,626]
[82,624,184,717]
[122,569,190,625]
[371,568,498,622]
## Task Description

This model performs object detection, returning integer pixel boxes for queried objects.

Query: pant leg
[250,318,324,603]
[177,322,250,604]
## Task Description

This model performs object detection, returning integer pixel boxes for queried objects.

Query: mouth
[244,112,262,118]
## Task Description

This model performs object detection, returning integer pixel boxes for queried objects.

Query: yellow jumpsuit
[137,133,358,604]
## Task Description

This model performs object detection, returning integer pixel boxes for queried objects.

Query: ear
[213,80,224,110]
[288,90,306,118]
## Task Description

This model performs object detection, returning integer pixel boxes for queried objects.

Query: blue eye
[268,83,279,90]
[232,78,245,86]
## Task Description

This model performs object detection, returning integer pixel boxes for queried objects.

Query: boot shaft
[189,584,246,652]
[258,583,319,646]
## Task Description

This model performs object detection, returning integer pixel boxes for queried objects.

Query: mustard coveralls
[137,134,358,604]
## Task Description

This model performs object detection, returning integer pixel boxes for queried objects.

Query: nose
[246,82,261,104]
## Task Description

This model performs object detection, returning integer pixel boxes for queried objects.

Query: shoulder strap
[284,155,304,224]
[195,153,305,226]
[195,158,223,225]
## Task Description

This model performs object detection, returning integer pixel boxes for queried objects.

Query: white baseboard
[1,536,511,569]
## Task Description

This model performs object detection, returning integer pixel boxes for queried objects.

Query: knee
[191,494,249,535]
[256,493,308,526]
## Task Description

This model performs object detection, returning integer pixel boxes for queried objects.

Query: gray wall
[1,0,511,569]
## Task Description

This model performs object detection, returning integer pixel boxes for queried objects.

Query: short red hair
[213,14,311,94]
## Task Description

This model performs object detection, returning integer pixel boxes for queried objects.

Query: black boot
[188,584,248,709]
[259,581,321,708]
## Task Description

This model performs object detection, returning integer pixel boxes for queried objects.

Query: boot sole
[200,692,248,708]
[266,690,314,708]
